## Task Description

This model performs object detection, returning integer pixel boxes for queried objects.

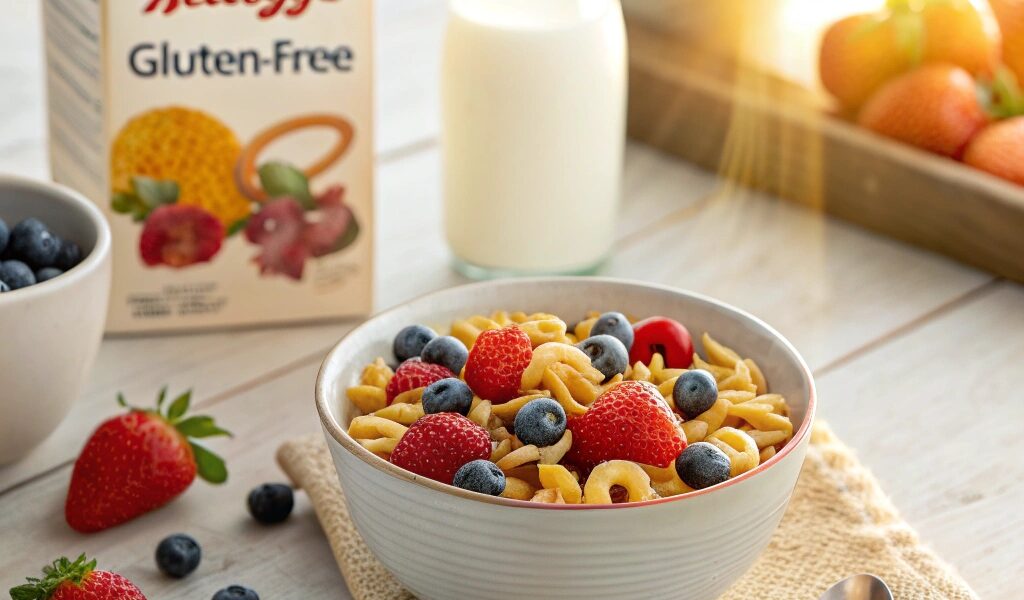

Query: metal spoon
[819,574,893,600]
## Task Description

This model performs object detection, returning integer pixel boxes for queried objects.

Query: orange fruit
[963,116,1024,184]
[819,14,913,110]
[819,1,1000,111]
[858,64,989,158]
[111,107,252,227]
[989,0,1024,83]
[920,0,1001,75]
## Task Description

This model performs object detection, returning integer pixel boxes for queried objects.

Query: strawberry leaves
[9,554,96,600]
[979,66,1024,119]
[258,161,315,210]
[120,387,232,485]
[190,442,229,484]
[111,176,180,222]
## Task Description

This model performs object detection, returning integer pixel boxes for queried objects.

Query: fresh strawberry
[463,326,533,403]
[389,413,491,484]
[65,389,230,533]
[566,380,686,470]
[964,116,1024,185]
[630,316,694,369]
[385,358,455,404]
[9,554,146,600]
[858,64,989,158]
[139,204,224,268]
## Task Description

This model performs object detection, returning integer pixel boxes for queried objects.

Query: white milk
[442,0,626,276]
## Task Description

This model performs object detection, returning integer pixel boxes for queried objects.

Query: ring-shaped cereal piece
[495,444,540,472]
[542,367,590,417]
[521,342,604,390]
[639,463,695,498]
[519,318,571,347]
[235,114,355,202]
[537,464,582,504]
[467,399,492,428]
[727,401,793,434]
[696,397,731,433]
[358,437,399,456]
[490,438,512,462]
[538,430,573,465]
[500,477,536,501]
[489,392,549,422]
[550,362,611,406]
[681,419,709,443]
[372,402,424,426]
[348,415,408,440]
[530,488,566,504]
[706,427,760,477]
[702,332,742,367]
[347,385,387,414]
[583,460,658,504]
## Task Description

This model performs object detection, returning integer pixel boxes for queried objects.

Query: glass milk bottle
[442,0,627,277]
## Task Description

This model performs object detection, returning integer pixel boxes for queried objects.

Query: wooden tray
[625,19,1024,283]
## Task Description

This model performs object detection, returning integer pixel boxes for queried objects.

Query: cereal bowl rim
[316,277,816,510]
[0,174,111,303]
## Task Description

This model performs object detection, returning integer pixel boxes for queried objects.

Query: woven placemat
[276,423,977,600]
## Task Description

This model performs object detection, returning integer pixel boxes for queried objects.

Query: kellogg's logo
[143,0,338,19]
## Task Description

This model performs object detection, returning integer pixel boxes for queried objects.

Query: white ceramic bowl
[0,175,111,464]
[317,278,815,600]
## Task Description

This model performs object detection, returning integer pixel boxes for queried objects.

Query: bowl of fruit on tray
[316,278,815,600]
[0,175,111,464]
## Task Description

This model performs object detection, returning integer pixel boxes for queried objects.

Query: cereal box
[43,0,373,332]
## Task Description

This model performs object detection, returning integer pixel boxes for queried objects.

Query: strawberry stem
[982,67,1024,119]
[9,554,96,600]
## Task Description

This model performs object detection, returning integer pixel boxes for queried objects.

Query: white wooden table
[1,2,1022,598]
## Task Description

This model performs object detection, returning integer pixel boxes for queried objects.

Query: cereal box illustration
[43,0,373,332]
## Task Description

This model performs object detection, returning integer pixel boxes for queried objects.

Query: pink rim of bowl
[316,277,816,510]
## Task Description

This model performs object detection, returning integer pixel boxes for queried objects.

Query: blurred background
[1,0,1022,597]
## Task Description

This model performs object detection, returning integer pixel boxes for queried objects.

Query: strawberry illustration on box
[109,110,360,280]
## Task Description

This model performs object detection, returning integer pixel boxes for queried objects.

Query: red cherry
[629,317,694,368]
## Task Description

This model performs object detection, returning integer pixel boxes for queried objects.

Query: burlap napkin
[276,423,977,600]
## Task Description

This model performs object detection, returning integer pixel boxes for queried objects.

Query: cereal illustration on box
[110,109,360,280]
[44,0,373,332]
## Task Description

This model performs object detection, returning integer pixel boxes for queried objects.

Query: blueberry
[35,267,63,283]
[54,238,83,271]
[10,218,60,268]
[673,369,718,419]
[576,335,628,381]
[422,378,474,415]
[0,260,36,290]
[452,459,506,496]
[155,533,202,578]
[212,585,259,600]
[421,335,469,374]
[513,398,566,447]
[0,218,8,255]
[675,442,731,490]
[0,280,9,293]
[247,483,294,524]
[590,311,634,350]
[393,324,437,362]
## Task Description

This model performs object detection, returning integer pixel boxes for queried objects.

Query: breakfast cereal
[344,310,796,504]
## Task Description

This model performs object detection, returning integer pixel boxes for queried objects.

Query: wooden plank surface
[1,1,1022,599]
[817,281,1024,596]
